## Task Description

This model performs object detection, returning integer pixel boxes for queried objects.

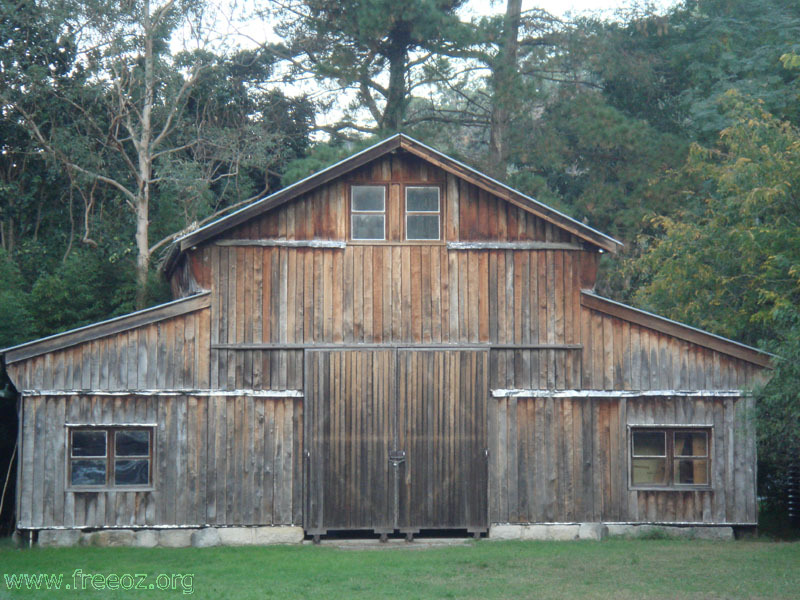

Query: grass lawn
[1,537,799,599]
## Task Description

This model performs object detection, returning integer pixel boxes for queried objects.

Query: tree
[269,0,466,135]
[629,91,800,500]
[2,0,223,307]
[590,0,800,139]
[413,3,570,180]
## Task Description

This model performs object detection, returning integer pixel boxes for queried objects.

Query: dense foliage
[1,0,799,527]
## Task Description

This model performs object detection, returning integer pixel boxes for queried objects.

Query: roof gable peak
[170,134,622,263]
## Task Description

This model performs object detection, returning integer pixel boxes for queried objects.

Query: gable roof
[581,291,774,368]
[168,134,622,268]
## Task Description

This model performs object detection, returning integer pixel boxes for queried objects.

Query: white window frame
[405,186,441,241]
[350,185,387,241]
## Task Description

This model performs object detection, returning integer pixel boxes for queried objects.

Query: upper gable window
[351,185,386,240]
[405,186,440,240]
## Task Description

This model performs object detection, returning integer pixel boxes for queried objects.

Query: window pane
[115,459,150,486]
[352,214,385,240]
[632,457,667,485]
[406,214,440,240]
[352,186,385,212]
[675,459,708,485]
[632,431,665,456]
[406,187,439,212]
[674,431,707,457]
[72,430,107,457]
[116,430,150,457]
[71,459,106,486]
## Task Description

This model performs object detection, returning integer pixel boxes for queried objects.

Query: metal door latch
[389,449,406,467]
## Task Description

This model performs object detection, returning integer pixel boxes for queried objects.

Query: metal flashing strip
[65,423,158,428]
[491,521,757,526]
[214,342,581,351]
[446,241,584,251]
[491,389,748,398]
[20,389,303,398]
[216,239,347,249]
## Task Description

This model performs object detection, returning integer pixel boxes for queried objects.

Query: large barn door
[304,350,396,536]
[396,350,489,535]
[304,348,488,536]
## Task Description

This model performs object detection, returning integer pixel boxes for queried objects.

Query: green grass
[1,537,799,599]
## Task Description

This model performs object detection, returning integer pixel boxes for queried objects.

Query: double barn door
[304,349,488,536]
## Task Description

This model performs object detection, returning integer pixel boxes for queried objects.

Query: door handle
[389,449,406,467]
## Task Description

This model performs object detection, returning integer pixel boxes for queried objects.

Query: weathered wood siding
[7,147,769,532]
[17,394,302,529]
[208,246,587,345]
[489,394,756,524]
[397,349,489,532]
[7,309,211,392]
[305,350,396,534]
[305,348,489,534]
[579,307,764,391]
[172,156,594,302]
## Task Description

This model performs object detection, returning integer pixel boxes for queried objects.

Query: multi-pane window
[405,186,440,240]
[630,427,710,488]
[69,427,153,488]
[351,185,386,240]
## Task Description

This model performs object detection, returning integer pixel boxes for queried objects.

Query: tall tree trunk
[488,0,522,180]
[135,0,155,309]
[382,45,408,133]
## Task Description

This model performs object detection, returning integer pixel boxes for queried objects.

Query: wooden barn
[1,134,772,545]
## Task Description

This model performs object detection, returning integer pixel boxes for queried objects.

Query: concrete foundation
[29,526,305,548]
[489,523,606,541]
[489,523,732,541]
[605,524,734,540]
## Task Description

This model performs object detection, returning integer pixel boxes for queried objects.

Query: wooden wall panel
[10,309,211,393]
[17,394,302,529]
[580,309,763,391]
[210,245,587,371]
[209,350,303,390]
[304,350,396,534]
[489,395,756,525]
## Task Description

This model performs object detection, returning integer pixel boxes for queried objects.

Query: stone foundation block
[218,527,256,546]
[253,526,304,545]
[606,524,734,540]
[522,525,580,541]
[488,524,523,540]
[37,530,83,548]
[85,530,135,547]
[191,528,221,548]
[158,529,194,548]
[133,530,159,548]
[578,523,608,540]
[687,526,734,540]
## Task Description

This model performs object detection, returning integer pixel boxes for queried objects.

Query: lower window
[69,426,153,488]
[630,427,710,488]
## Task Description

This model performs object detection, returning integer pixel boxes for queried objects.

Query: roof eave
[176,135,405,253]
[2,292,211,364]
[397,135,623,254]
